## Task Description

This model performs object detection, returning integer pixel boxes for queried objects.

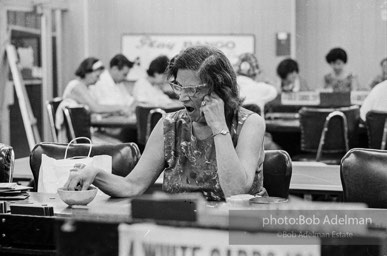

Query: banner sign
[118,223,320,256]
[281,92,320,105]
[121,34,255,80]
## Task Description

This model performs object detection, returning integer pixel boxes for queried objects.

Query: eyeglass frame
[169,81,208,96]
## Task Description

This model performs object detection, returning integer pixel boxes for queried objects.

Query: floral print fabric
[162,107,264,201]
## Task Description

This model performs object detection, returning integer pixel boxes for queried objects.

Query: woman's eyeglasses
[169,81,207,97]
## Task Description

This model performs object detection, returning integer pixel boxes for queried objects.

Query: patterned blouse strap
[232,108,253,144]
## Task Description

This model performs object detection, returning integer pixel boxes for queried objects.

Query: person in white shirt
[235,53,277,115]
[133,55,174,106]
[90,54,135,113]
[89,54,138,142]
[235,53,280,150]
[360,80,387,121]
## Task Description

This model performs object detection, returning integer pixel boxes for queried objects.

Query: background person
[56,57,127,142]
[64,45,267,201]
[276,58,309,93]
[89,54,138,143]
[360,80,387,121]
[369,57,387,89]
[235,53,280,150]
[90,54,136,116]
[323,47,359,92]
[133,55,175,106]
[235,53,277,113]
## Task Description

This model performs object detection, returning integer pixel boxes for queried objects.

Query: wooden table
[13,157,344,196]
[290,162,342,192]
[2,192,387,256]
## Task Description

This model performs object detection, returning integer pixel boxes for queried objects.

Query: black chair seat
[365,110,387,150]
[64,106,92,142]
[262,150,292,198]
[46,97,63,142]
[341,148,387,208]
[293,105,360,164]
[135,105,183,147]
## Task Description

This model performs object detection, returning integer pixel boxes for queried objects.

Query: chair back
[263,150,292,198]
[299,105,360,153]
[29,142,141,191]
[46,97,63,142]
[365,111,387,150]
[0,144,15,182]
[341,148,387,208]
[136,105,183,146]
[146,108,167,141]
[64,106,91,143]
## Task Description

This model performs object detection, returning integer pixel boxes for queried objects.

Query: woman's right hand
[63,164,99,191]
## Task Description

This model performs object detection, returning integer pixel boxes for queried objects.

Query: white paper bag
[37,137,112,193]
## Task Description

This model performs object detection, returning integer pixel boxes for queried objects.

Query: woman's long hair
[166,45,242,127]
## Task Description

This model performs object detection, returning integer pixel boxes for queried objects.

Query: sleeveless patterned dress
[324,73,355,92]
[162,107,265,201]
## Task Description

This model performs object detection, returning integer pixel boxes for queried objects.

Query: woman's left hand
[201,93,227,133]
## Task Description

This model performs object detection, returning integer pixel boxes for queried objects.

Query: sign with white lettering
[121,34,255,80]
[118,223,320,256]
[350,91,369,105]
[281,92,320,105]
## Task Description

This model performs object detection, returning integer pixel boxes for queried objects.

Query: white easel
[6,44,41,150]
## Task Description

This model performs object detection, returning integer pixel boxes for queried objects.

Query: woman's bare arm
[65,119,165,197]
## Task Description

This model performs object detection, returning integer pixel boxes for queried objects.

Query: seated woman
[323,47,359,92]
[56,57,129,142]
[64,45,267,201]
[276,58,309,93]
[235,53,277,114]
[369,57,387,89]
[133,55,176,106]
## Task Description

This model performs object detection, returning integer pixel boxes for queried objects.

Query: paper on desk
[0,183,17,189]
[0,184,32,192]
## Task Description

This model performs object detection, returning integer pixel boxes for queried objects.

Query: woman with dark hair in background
[276,58,309,93]
[133,55,175,106]
[61,57,129,114]
[55,57,128,142]
[64,46,267,201]
[323,47,359,92]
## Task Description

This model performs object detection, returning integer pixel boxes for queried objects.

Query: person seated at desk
[369,57,387,89]
[235,53,277,114]
[133,55,175,106]
[64,45,267,201]
[89,54,137,142]
[276,58,309,93]
[56,57,128,142]
[323,47,359,92]
[360,80,387,121]
[90,54,136,115]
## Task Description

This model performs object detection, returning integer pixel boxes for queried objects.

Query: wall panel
[84,0,293,83]
[296,0,387,90]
